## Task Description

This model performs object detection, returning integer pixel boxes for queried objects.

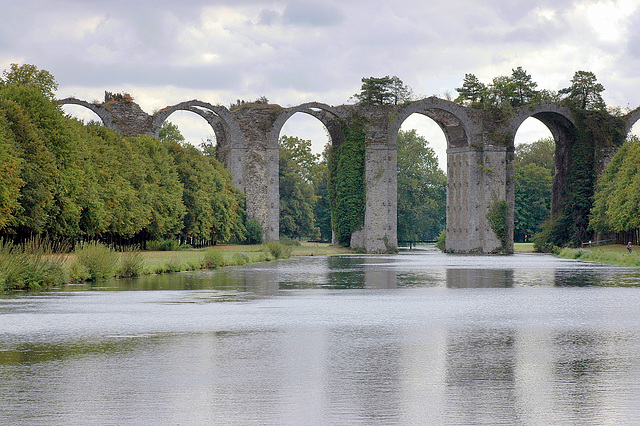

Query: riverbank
[557,244,640,267]
[137,242,353,274]
[0,241,353,292]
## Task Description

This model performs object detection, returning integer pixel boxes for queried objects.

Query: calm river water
[3,248,640,425]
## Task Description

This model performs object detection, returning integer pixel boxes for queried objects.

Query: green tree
[514,163,553,242]
[313,160,332,242]
[515,137,555,170]
[559,71,606,111]
[279,136,320,239]
[510,66,539,107]
[514,138,555,242]
[0,114,23,230]
[352,76,412,105]
[397,129,446,242]
[454,73,487,106]
[160,122,245,244]
[1,63,58,99]
[590,135,640,233]
[127,135,186,239]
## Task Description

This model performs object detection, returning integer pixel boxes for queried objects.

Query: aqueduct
[59,95,640,253]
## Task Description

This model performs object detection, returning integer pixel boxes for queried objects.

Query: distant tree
[397,129,446,242]
[279,136,321,239]
[559,71,606,110]
[514,138,555,242]
[158,121,185,144]
[352,76,412,105]
[515,163,553,242]
[515,137,555,171]
[1,63,58,99]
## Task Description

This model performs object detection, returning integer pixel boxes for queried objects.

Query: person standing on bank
[627,242,632,254]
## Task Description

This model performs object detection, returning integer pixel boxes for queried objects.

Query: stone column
[446,144,509,253]
[358,142,397,253]
[232,105,283,242]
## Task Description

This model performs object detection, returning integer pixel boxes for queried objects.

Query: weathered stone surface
[60,96,639,254]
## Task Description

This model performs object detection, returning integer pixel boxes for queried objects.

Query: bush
[203,248,225,269]
[435,230,446,252]
[265,241,292,259]
[279,236,301,246]
[146,238,181,251]
[118,246,144,278]
[233,253,250,265]
[0,238,68,291]
[74,242,119,281]
[245,219,263,244]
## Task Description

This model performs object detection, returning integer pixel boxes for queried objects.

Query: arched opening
[61,104,103,124]
[396,113,448,246]
[277,111,333,242]
[161,110,216,152]
[512,117,558,244]
[280,112,330,155]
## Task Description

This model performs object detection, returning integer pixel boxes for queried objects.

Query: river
[2,248,640,425]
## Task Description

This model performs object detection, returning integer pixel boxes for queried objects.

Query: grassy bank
[557,244,640,266]
[1,241,353,292]
[514,242,534,253]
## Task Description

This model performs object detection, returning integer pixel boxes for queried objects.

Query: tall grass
[0,237,68,291]
[72,242,119,281]
[118,246,145,277]
[558,246,640,266]
[203,248,225,269]
[265,241,292,259]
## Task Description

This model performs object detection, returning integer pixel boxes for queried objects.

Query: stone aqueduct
[59,96,640,253]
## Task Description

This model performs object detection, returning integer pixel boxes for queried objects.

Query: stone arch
[152,100,242,150]
[392,97,476,148]
[509,102,577,217]
[151,100,246,179]
[510,102,576,146]
[269,102,346,149]
[58,97,116,130]
[624,106,640,135]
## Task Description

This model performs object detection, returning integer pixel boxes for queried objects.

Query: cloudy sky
[2,0,640,168]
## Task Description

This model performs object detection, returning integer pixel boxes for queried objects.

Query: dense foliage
[396,129,446,242]
[328,117,367,246]
[352,76,412,105]
[514,138,554,242]
[590,135,640,242]
[0,64,245,246]
[279,135,321,240]
[537,110,626,248]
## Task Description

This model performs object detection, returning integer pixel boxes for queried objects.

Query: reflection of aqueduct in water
[59,95,640,253]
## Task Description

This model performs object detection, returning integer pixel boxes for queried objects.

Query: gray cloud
[282,1,345,27]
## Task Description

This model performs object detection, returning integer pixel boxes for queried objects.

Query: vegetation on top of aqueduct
[454,67,632,251]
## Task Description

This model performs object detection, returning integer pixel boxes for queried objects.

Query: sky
[3,0,640,170]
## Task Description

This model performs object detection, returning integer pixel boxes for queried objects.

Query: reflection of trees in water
[554,270,603,287]
[444,328,518,423]
[552,330,630,423]
[326,327,403,423]
[446,269,514,288]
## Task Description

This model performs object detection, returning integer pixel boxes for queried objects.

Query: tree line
[0,64,246,246]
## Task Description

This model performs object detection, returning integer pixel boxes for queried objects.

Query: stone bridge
[59,96,640,253]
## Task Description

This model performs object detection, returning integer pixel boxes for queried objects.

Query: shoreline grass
[556,244,640,267]
[2,241,353,292]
